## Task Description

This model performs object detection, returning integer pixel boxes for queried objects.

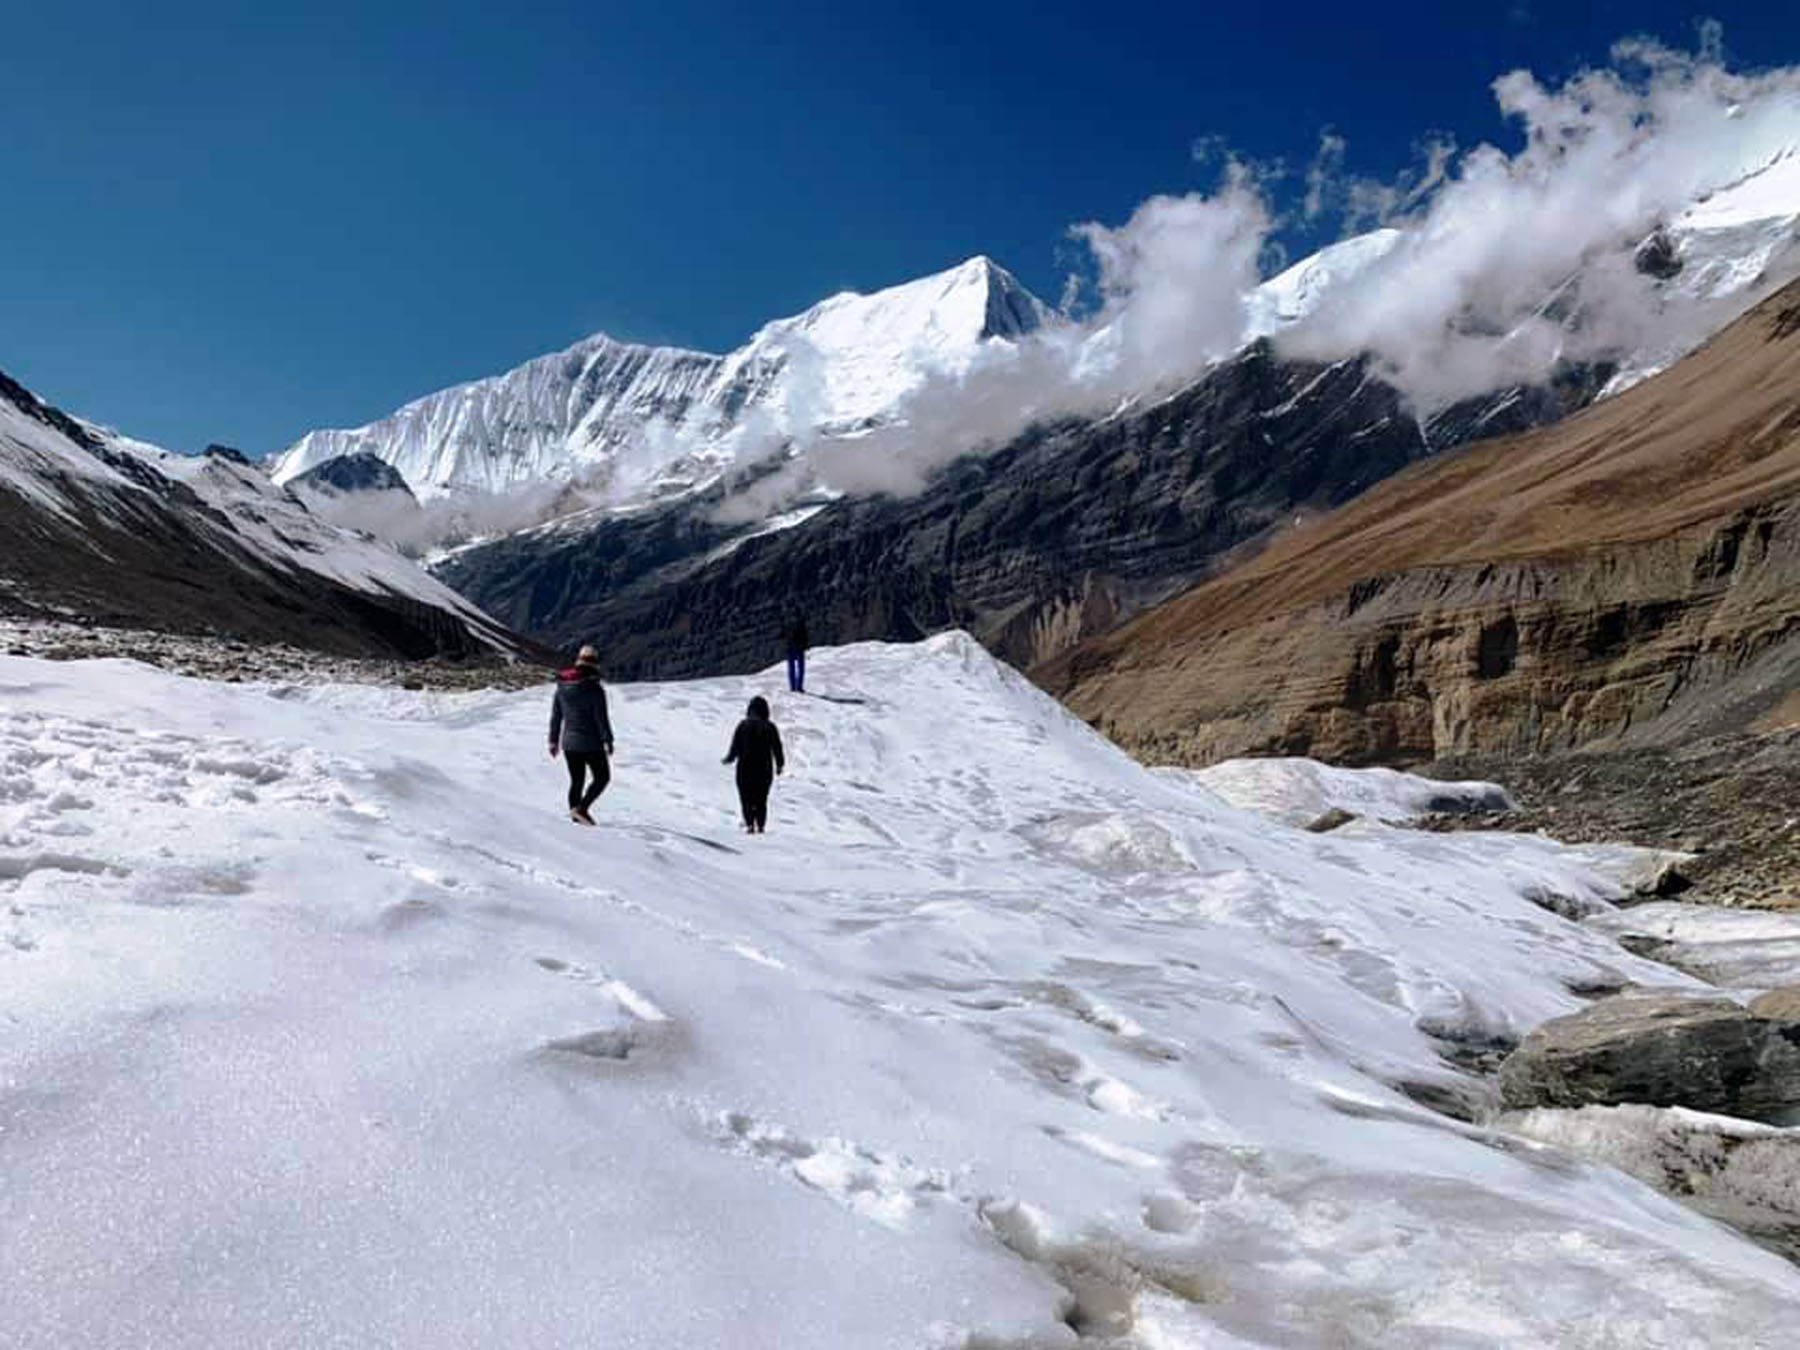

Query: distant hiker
[723,695,785,834]
[549,644,614,825]
[784,615,810,694]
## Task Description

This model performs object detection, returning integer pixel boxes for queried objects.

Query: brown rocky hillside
[1041,279,1800,767]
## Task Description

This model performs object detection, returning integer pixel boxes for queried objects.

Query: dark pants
[736,772,772,832]
[786,653,805,693]
[566,750,611,811]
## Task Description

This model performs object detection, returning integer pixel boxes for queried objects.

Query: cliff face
[1072,502,1800,766]
[1046,283,1800,767]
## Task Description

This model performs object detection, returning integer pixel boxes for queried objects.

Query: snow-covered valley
[6,636,1800,1347]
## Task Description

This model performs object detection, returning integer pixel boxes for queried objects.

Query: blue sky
[2,0,1794,455]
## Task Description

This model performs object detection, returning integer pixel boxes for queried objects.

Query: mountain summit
[273,257,1052,503]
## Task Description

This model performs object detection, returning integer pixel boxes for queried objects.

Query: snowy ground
[1167,757,1513,828]
[5,635,1800,1348]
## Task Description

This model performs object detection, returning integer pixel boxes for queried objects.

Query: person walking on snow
[784,615,810,694]
[723,695,785,834]
[549,644,615,825]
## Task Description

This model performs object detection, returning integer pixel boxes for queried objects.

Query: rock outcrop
[291,452,417,499]
[1046,281,1800,767]
[1753,987,1800,1021]
[1497,990,1800,1122]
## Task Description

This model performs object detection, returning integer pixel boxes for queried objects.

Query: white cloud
[1282,34,1800,405]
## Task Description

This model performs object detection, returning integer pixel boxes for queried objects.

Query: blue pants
[786,654,805,693]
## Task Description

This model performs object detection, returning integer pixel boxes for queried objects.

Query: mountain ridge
[273,255,1052,503]
[0,368,523,660]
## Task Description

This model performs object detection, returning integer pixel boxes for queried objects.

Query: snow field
[4,635,1800,1347]
[1167,756,1513,828]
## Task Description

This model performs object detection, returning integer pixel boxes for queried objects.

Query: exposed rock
[0,618,546,692]
[291,451,417,499]
[1421,360,1618,450]
[1046,280,1800,770]
[1634,229,1686,282]
[1304,807,1359,833]
[1503,1104,1800,1263]
[1752,986,1800,1021]
[1497,990,1800,1122]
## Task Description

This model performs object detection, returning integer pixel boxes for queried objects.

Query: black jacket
[725,716,785,781]
[550,668,614,755]
[784,620,810,658]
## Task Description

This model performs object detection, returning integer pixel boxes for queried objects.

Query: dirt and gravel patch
[1,619,552,692]
[1420,732,1800,911]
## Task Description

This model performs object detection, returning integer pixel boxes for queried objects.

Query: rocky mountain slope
[431,146,1800,672]
[437,342,1444,675]
[0,369,520,659]
[271,257,1052,502]
[1043,279,1800,767]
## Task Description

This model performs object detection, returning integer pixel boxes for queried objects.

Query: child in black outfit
[723,696,785,833]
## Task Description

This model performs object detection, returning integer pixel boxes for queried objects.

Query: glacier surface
[4,636,1799,1347]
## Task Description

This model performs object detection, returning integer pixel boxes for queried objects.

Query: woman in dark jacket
[549,645,615,825]
[723,695,785,834]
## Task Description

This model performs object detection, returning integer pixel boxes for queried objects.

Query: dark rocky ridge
[0,369,523,661]
[291,451,416,498]
[441,342,1600,680]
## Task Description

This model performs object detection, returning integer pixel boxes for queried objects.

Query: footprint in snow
[709,1110,954,1229]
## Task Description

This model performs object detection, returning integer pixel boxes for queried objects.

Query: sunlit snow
[5,636,1798,1347]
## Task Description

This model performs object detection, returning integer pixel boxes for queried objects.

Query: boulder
[1498,990,1800,1122]
[1304,807,1359,834]
[1750,985,1800,1022]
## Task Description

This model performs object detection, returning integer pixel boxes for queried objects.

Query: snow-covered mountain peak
[1246,228,1405,336]
[272,257,1053,503]
[792,253,1050,342]
[716,256,1055,434]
